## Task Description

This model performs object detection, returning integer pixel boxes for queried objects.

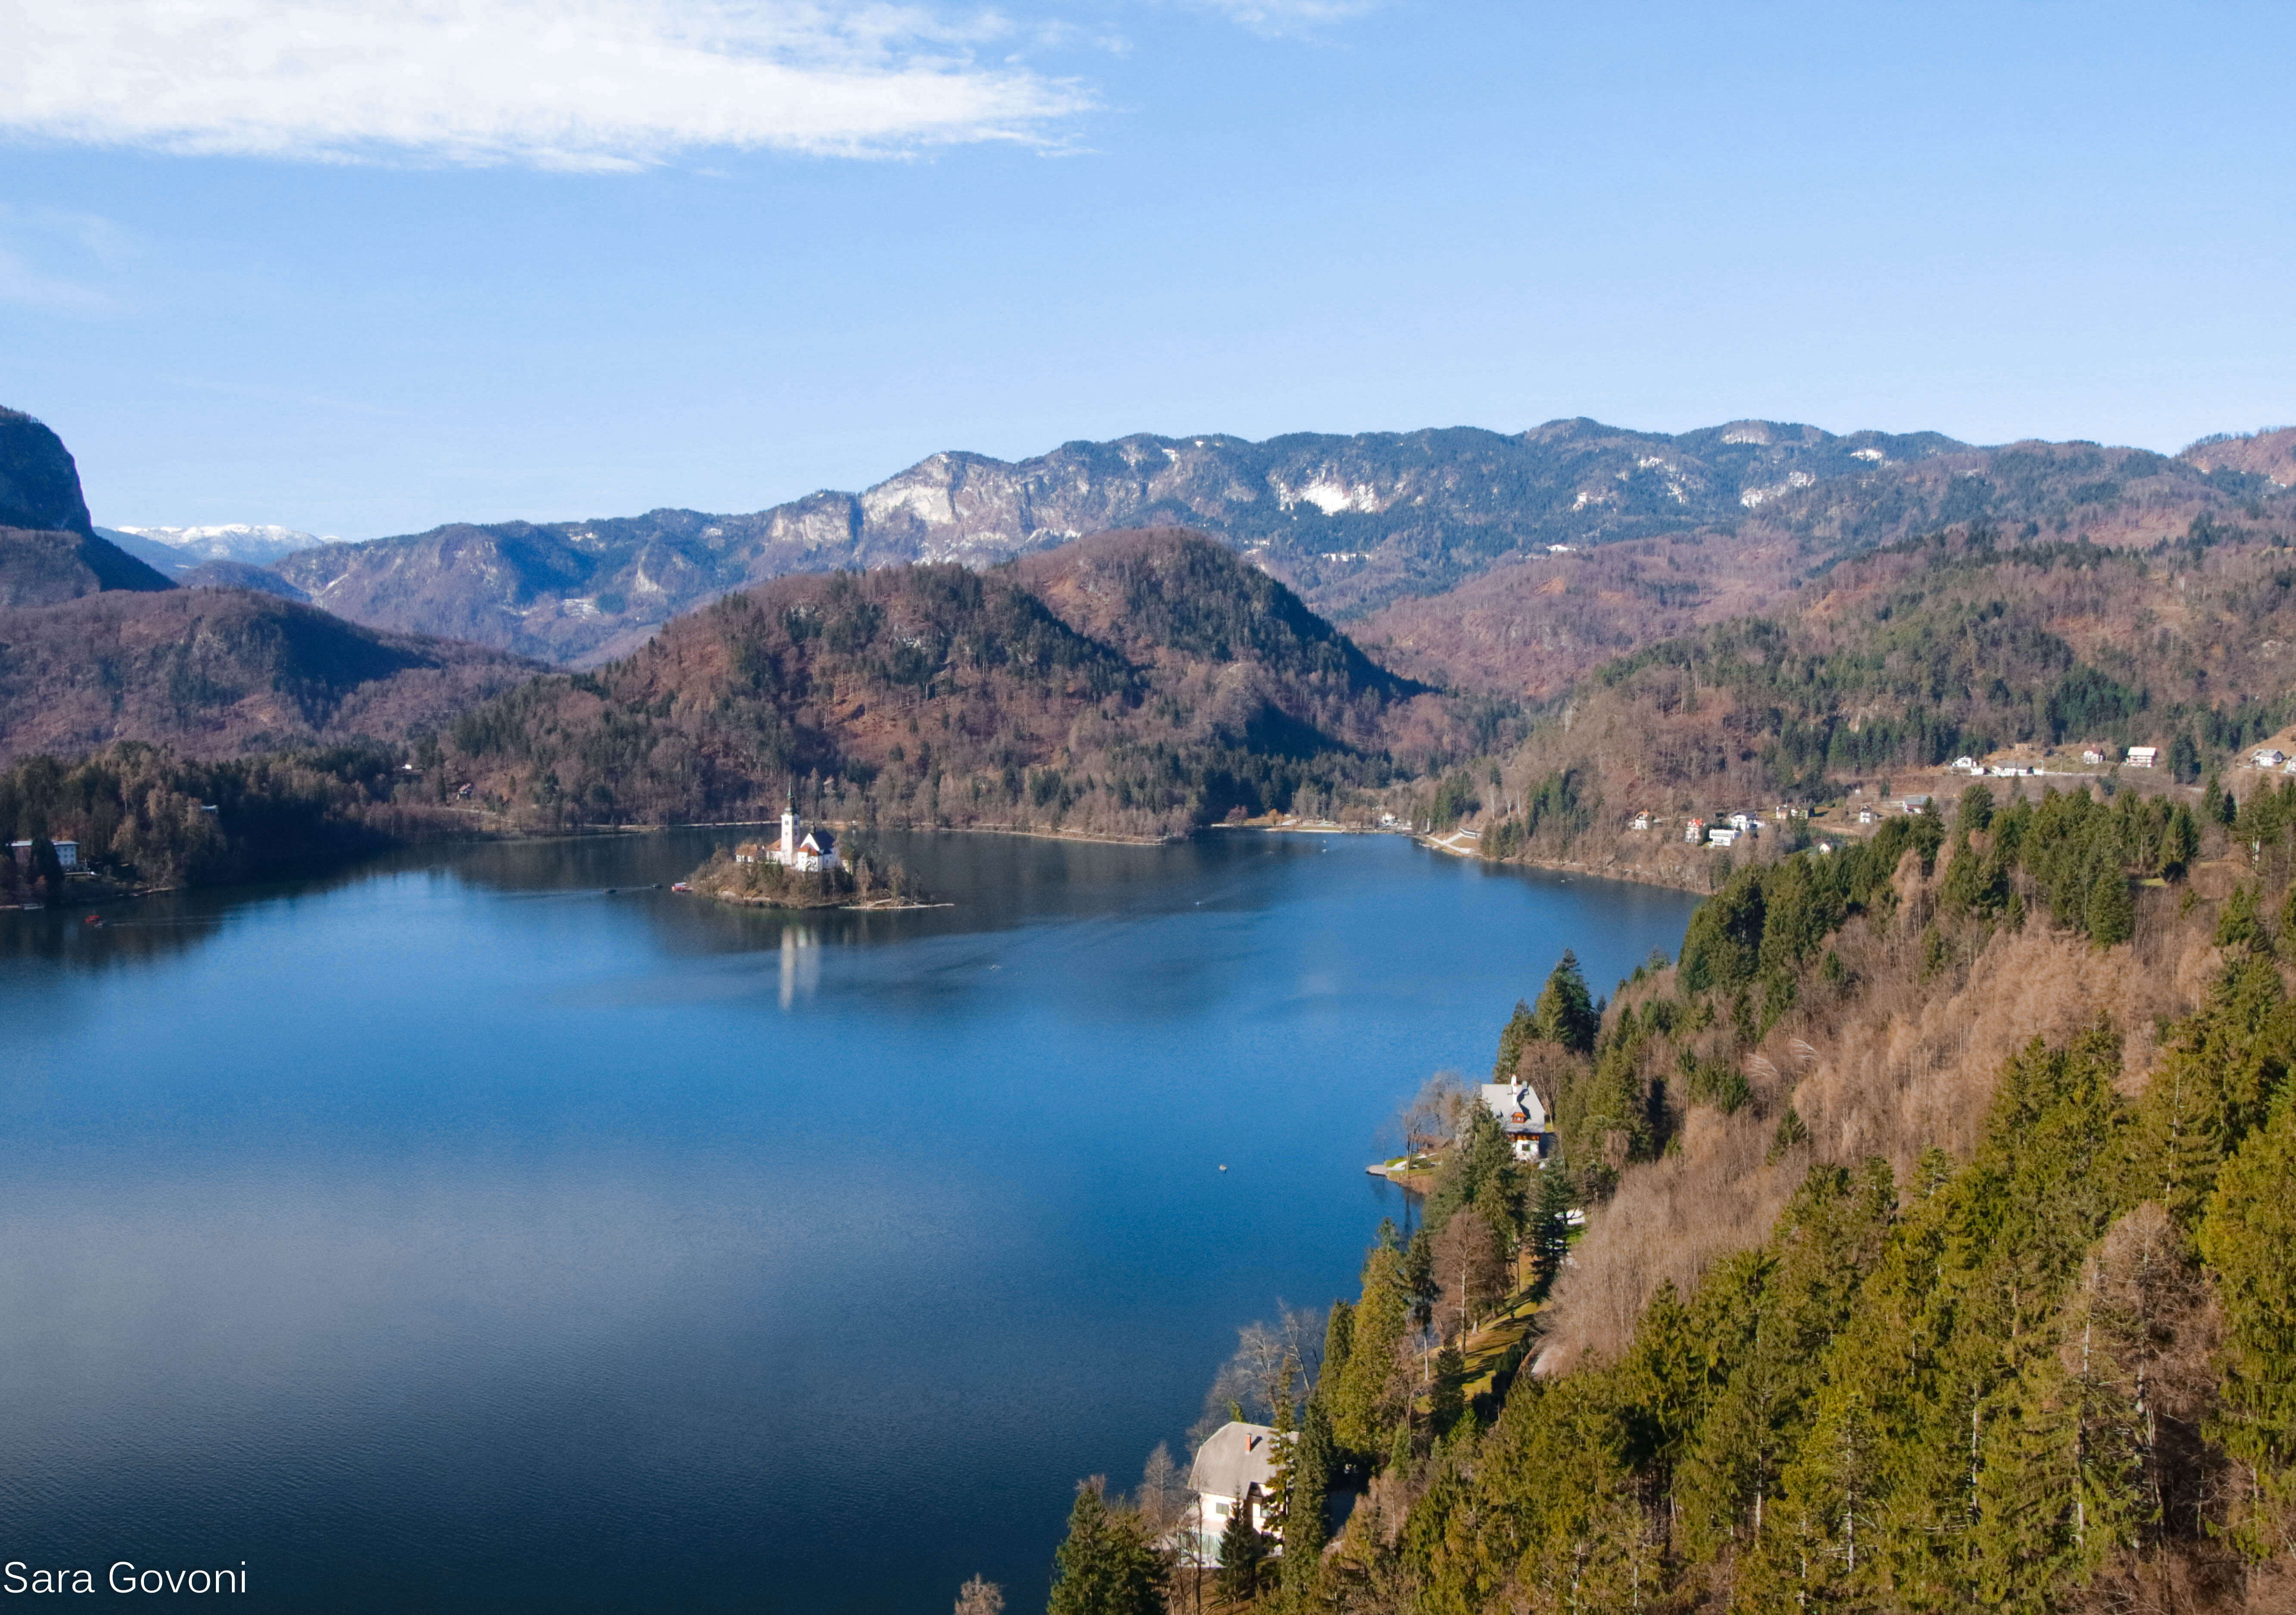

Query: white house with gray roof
[1185,1421,1279,1565]
[1481,1080,1553,1163]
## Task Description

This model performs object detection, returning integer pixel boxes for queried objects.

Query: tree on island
[1047,1478,1166,1615]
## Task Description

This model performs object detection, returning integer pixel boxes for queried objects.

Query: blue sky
[2,0,2290,537]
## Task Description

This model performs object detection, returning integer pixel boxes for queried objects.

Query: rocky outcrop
[0,406,97,538]
[0,409,176,604]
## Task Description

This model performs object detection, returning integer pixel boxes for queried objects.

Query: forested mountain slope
[251,420,2282,668]
[433,528,1437,837]
[1420,501,2296,886]
[1364,431,2296,703]
[0,588,534,762]
[1122,789,2296,1614]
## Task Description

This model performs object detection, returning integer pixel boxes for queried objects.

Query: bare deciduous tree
[1393,1071,1474,1159]
[1136,1442,1191,1539]
[1432,1208,1507,1341]
[1190,1304,1328,1446]
[954,1574,1004,1615]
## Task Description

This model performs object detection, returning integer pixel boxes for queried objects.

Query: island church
[733,789,842,874]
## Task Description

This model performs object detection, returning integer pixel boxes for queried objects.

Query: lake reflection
[0,830,1699,1612]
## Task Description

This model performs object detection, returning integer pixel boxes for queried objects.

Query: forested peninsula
[1051,782,2296,1615]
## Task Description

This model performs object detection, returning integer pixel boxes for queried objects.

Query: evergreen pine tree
[1283,1396,1334,1582]
[1528,1167,1574,1299]
[1531,950,1599,1054]
[29,833,61,906]
[1491,997,1536,1081]
[2086,868,2134,945]
[2198,1098,2296,1561]
[1215,1488,1268,1603]
[1330,1243,1412,1456]
[1048,1479,1168,1615]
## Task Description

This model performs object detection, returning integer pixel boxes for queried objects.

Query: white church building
[733,790,842,873]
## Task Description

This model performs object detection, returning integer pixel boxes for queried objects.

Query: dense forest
[0,741,462,902]
[432,529,1447,840]
[1446,515,2296,888]
[1049,776,2296,1614]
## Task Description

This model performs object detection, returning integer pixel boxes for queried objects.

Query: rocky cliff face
[0,406,97,538]
[0,408,175,604]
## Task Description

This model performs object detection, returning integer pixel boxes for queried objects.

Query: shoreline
[1414,832,1717,898]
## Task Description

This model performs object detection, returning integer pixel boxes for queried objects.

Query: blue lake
[0,829,1698,1611]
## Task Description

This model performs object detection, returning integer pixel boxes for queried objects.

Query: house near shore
[734,790,843,873]
[1480,1080,1553,1163]
[8,839,78,872]
[1186,1421,1279,1565]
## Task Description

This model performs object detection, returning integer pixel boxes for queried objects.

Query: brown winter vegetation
[1432,507,2296,892]
[0,587,534,763]
[433,529,1467,837]
[1535,859,2224,1375]
[1356,530,1808,701]
[2183,426,2296,490]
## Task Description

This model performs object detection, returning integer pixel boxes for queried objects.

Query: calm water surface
[0,830,1698,1611]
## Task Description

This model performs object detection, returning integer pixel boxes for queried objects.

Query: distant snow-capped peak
[113,524,340,565]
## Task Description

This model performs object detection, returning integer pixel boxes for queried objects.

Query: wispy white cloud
[0,206,131,312]
[1189,0,1377,38]
[0,243,112,312]
[0,0,1094,170]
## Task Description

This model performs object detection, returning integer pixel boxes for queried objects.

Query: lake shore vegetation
[1127,780,2296,1614]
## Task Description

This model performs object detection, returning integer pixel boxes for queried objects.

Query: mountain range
[141,419,2277,670]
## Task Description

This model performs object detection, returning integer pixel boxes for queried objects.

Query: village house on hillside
[1480,1079,1553,1164]
[733,789,843,874]
[1186,1421,1278,1565]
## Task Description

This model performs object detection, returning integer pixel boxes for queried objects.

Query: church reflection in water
[778,921,821,1010]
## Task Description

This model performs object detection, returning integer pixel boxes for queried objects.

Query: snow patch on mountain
[114,523,335,564]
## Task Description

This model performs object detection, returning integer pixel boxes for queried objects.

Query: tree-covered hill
[1431,508,2296,883]
[434,528,1435,837]
[0,587,534,763]
[1144,783,2296,1614]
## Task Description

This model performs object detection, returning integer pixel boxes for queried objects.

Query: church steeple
[780,779,798,864]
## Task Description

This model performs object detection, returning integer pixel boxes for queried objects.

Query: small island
[682,792,936,911]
